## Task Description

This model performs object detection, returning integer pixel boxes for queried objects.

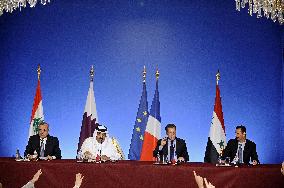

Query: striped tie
[237,144,243,163]
[40,139,44,157]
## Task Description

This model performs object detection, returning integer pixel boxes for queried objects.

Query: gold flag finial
[142,65,146,83]
[216,69,220,85]
[37,64,41,80]
[155,67,160,80]
[90,65,94,82]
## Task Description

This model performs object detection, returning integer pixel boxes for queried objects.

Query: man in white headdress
[80,124,121,161]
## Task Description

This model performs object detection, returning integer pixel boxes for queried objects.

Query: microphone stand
[100,138,103,162]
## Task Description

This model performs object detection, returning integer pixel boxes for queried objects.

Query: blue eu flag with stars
[128,81,149,160]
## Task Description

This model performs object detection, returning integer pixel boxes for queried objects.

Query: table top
[0,158,283,188]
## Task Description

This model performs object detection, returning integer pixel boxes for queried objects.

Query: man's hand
[177,157,185,162]
[27,154,33,160]
[83,151,92,159]
[281,161,284,176]
[101,155,110,161]
[193,171,204,188]
[204,178,215,188]
[27,154,38,161]
[30,169,42,184]
[160,137,167,147]
[47,155,53,161]
[74,173,84,188]
[252,160,258,165]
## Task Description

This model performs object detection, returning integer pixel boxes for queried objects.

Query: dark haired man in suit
[222,125,259,165]
[25,122,61,160]
[153,124,189,162]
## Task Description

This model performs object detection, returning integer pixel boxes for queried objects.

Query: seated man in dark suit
[222,125,259,165]
[25,122,61,160]
[153,124,189,162]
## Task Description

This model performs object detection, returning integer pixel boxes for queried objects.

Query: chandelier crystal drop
[0,0,51,16]
[235,0,284,25]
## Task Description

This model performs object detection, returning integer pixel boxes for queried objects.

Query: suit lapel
[176,138,180,155]
[35,135,41,155]
[243,140,249,161]
[233,140,238,157]
[163,142,168,156]
[45,135,50,156]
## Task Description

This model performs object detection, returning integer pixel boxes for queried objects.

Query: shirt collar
[238,140,246,145]
[167,139,176,144]
[40,137,47,142]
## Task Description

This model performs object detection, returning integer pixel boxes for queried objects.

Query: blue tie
[237,144,243,163]
[40,139,44,157]
[170,140,174,161]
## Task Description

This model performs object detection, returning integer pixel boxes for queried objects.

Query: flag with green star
[204,83,227,163]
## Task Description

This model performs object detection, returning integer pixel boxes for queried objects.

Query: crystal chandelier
[0,0,51,16]
[235,0,284,25]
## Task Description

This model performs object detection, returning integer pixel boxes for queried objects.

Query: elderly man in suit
[153,123,189,162]
[25,122,61,160]
[222,125,259,165]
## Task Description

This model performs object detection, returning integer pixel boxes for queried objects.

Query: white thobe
[80,137,120,160]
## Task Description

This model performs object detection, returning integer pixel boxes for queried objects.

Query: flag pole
[143,65,146,82]
[37,64,41,81]
[90,65,94,82]
[216,69,220,85]
[155,67,159,80]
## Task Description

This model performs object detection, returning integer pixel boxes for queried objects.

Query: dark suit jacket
[222,139,259,164]
[153,137,189,162]
[25,135,62,159]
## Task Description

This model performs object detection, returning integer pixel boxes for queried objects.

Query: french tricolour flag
[140,71,161,161]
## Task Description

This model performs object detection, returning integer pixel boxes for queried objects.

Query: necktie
[170,140,174,161]
[40,139,44,157]
[237,144,243,163]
